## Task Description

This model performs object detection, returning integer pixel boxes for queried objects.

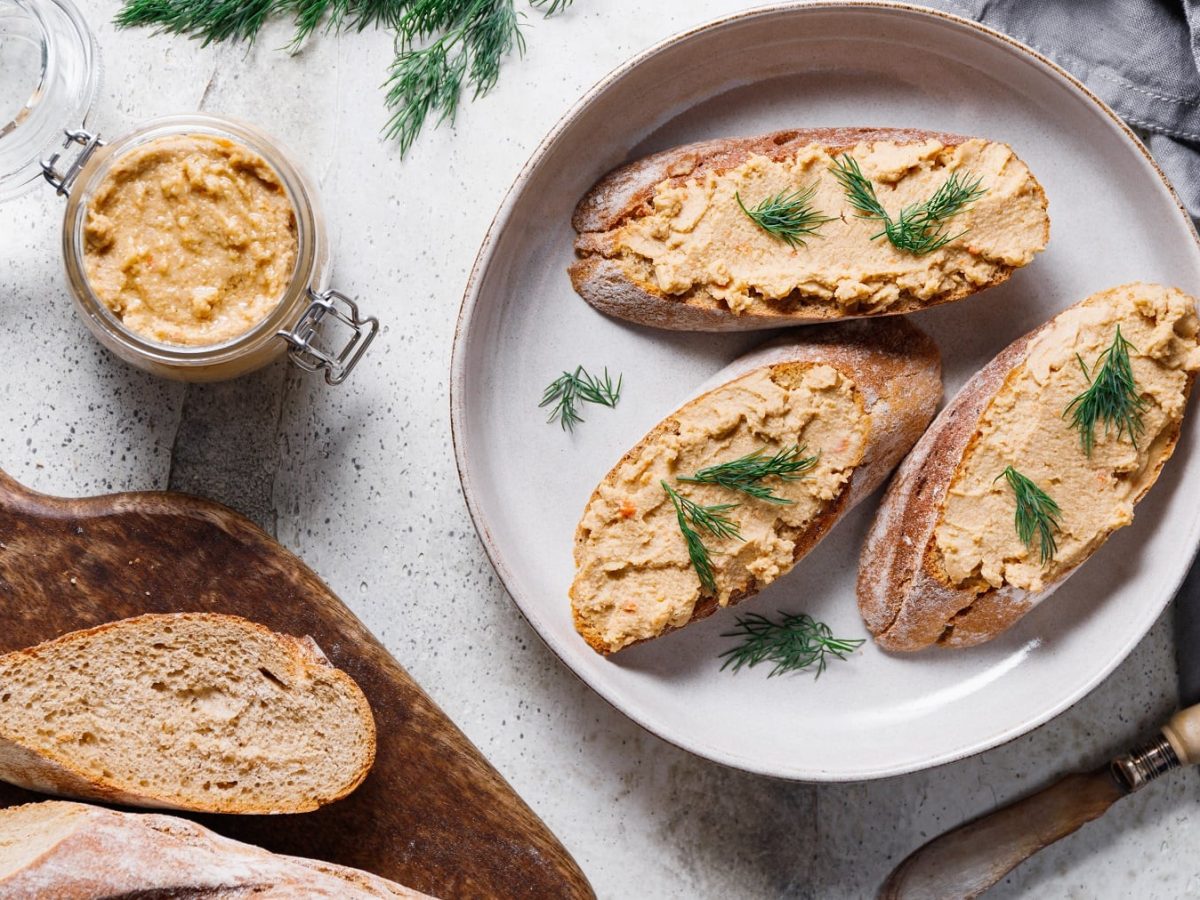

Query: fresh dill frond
[679,444,819,504]
[530,0,573,13]
[115,0,278,45]
[829,154,985,255]
[719,612,864,678]
[662,481,741,594]
[997,466,1063,565]
[735,184,834,248]
[829,153,889,220]
[1063,326,1146,456]
[662,483,741,540]
[539,365,622,431]
[115,0,574,155]
[386,0,572,154]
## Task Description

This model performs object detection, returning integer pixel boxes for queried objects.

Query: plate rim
[449,0,1200,781]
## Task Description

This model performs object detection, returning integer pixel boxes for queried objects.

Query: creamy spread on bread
[612,139,1048,316]
[935,284,1200,594]
[571,363,868,652]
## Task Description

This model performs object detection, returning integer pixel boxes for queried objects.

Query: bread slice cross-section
[0,613,376,813]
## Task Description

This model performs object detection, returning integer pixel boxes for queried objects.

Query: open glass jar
[1,0,378,384]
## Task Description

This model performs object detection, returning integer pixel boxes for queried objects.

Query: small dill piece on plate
[1063,326,1146,456]
[661,482,741,594]
[829,153,985,255]
[997,465,1063,564]
[735,184,834,247]
[719,612,865,678]
[679,444,819,504]
[539,366,621,431]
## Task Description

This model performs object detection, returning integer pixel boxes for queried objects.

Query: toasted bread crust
[858,289,1194,652]
[570,127,1046,331]
[572,318,942,654]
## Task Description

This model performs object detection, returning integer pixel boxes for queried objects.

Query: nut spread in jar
[82,134,298,347]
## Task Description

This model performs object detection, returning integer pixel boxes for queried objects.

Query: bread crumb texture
[613,139,1047,316]
[571,363,868,652]
[0,614,375,814]
[935,283,1200,593]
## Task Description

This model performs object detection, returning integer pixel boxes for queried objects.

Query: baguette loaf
[859,283,1200,651]
[0,800,433,898]
[570,127,1049,331]
[572,318,942,654]
[0,613,375,813]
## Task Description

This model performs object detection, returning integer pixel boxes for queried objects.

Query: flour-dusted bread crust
[0,800,433,898]
[0,614,376,814]
[857,328,1045,652]
[859,285,1198,651]
[570,127,1049,331]
[573,318,942,653]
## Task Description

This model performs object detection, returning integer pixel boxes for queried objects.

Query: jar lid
[0,0,99,202]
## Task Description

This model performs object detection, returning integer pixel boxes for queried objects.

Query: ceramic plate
[451,2,1200,780]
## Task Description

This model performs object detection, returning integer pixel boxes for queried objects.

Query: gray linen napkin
[921,0,1200,224]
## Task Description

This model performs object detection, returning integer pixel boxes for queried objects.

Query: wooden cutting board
[0,469,593,899]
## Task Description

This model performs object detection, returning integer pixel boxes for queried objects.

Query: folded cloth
[920,0,1200,224]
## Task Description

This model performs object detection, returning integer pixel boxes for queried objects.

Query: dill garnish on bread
[570,318,942,654]
[570,127,1049,331]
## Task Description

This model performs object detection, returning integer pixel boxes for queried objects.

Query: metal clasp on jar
[42,129,105,196]
[278,288,379,385]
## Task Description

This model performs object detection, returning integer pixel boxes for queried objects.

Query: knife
[879,558,1200,900]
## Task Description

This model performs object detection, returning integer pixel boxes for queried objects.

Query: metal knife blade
[1174,552,1200,708]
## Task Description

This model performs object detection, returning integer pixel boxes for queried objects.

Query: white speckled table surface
[2,1,1198,897]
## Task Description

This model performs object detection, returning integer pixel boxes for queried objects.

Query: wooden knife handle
[1162,705,1200,764]
[878,767,1124,900]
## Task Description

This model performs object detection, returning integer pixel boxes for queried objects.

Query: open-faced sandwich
[859,283,1200,651]
[570,318,942,654]
[570,127,1049,331]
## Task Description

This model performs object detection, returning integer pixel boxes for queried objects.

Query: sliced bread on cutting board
[0,613,375,813]
[570,127,1049,331]
[859,283,1200,651]
[0,800,433,898]
[571,317,942,654]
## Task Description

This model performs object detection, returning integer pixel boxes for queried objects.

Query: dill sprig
[662,481,741,594]
[114,0,574,155]
[679,444,818,504]
[539,365,621,431]
[1063,326,1147,456]
[735,184,834,248]
[997,466,1063,565]
[829,154,985,255]
[719,612,864,678]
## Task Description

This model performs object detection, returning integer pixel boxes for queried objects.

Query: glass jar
[0,0,378,384]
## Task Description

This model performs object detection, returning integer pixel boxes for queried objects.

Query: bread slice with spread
[0,613,376,813]
[571,318,942,654]
[859,283,1200,651]
[570,127,1049,331]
